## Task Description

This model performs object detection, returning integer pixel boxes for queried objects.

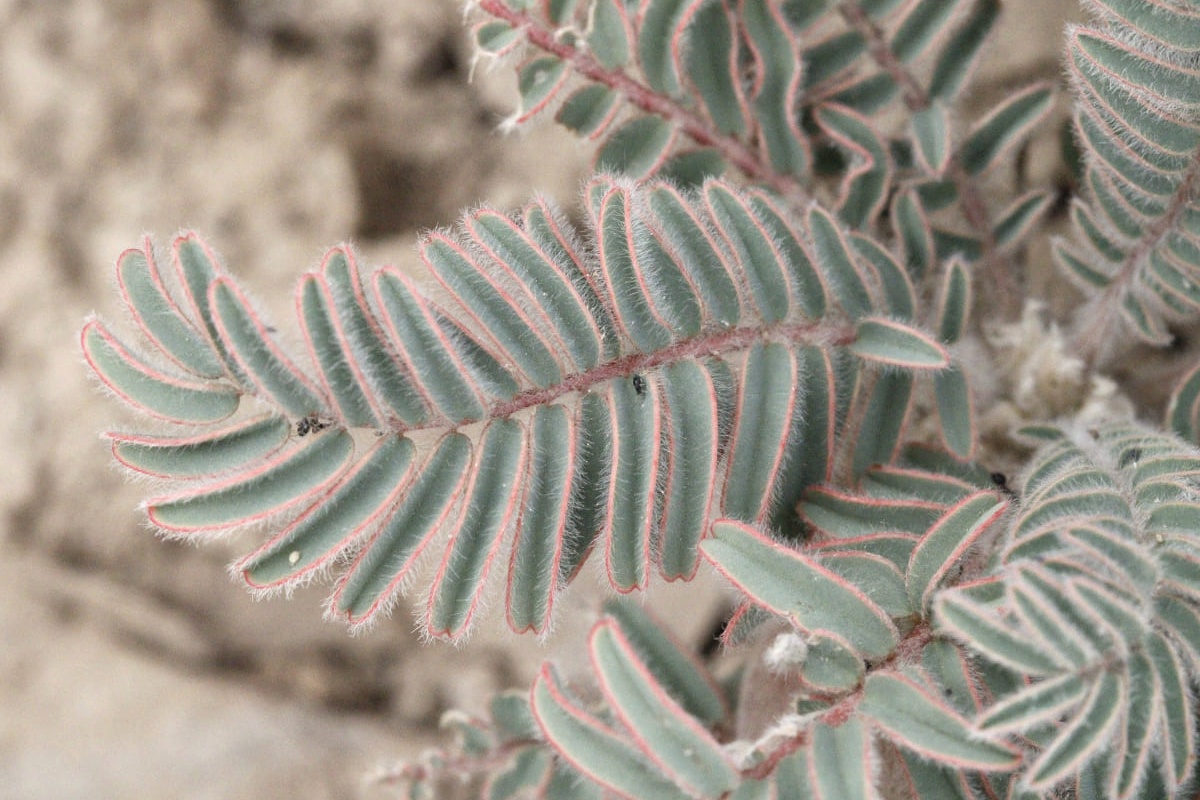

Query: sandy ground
[0,1,1077,797]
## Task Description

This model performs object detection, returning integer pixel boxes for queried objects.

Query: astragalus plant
[81,0,1200,797]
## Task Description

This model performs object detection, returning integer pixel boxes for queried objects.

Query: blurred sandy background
[0,1,1075,797]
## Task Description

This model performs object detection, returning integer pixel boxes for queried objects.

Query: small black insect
[296,414,329,437]
[632,373,647,396]
[991,471,1018,498]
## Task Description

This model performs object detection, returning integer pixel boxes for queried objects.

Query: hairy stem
[388,318,858,436]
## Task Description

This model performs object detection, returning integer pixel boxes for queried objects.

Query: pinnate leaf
[86,177,959,638]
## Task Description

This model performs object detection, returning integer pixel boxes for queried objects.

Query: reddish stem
[390,318,858,436]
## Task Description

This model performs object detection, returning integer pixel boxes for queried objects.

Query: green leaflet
[852,371,913,476]
[804,489,944,538]
[977,670,1091,734]
[428,419,527,638]
[240,435,416,586]
[588,0,630,70]
[994,191,1053,249]
[1149,630,1195,787]
[596,116,675,178]
[859,672,1020,771]
[423,235,562,389]
[723,343,800,522]
[531,665,693,800]
[960,85,1053,176]
[508,404,574,634]
[648,184,742,326]
[110,414,290,479]
[1167,361,1200,444]
[556,84,620,138]
[817,104,890,228]
[851,318,950,368]
[606,375,660,592]
[474,20,519,55]
[468,209,602,372]
[637,0,690,96]
[82,320,239,424]
[436,312,522,403]
[148,431,354,532]
[658,360,718,579]
[635,217,703,338]
[809,717,871,800]
[601,599,728,726]
[490,691,539,742]
[174,232,229,360]
[334,433,473,624]
[706,183,792,323]
[799,630,867,693]
[299,275,379,427]
[560,391,610,586]
[802,31,866,91]
[936,259,970,344]
[115,243,224,378]
[656,148,727,186]
[590,620,738,798]
[828,72,898,114]
[1077,109,1179,197]
[516,56,569,122]
[1025,671,1125,790]
[808,205,874,318]
[741,0,807,175]
[1069,42,1200,156]
[523,199,621,362]
[1115,648,1159,798]
[1075,29,1200,107]
[685,1,744,135]
[770,346,836,535]
[934,366,975,459]
[936,591,1063,676]
[892,190,934,279]
[211,278,327,417]
[321,248,428,425]
[596,183,675,352]
[375,268,486,424]
[748,191,828,320]
[487,748,553,798]
[929,0,999,100]
[906,492,1005,615]
[893,750,973,800]
[920,639,980,717]
[912,104,950,175]
[823,551,910,619]
[891,0,959,63]
[771,749,815,799]
[1090,0,1200,50]
[703,520,899,660]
